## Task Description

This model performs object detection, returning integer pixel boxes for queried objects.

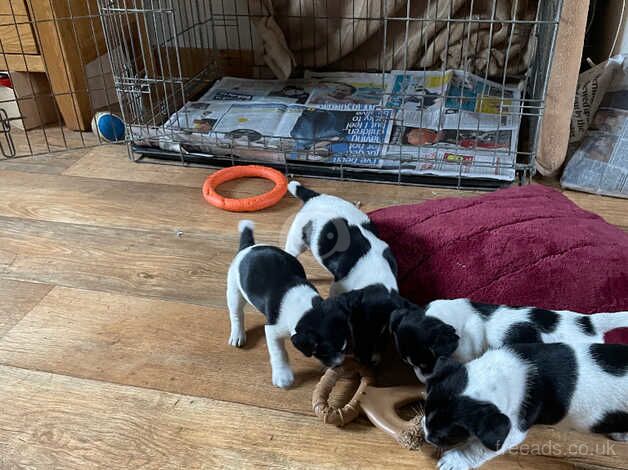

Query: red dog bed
[369,184,628,343]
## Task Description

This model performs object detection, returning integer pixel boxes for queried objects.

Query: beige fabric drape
[252,0,537,79]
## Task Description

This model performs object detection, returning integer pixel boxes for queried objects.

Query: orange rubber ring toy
[202,165,288,212]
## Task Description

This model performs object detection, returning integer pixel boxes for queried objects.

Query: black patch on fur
[426,359,525,451]
[591,411,628,434]
[239,226,255,251]
[302,220,313,246]
[503,322,543,344]
[383,247,398,277]
[361,220,379,236]
[391,311,459,376]
[294,183,319,202]
[239,245,317,324]
[528,308,560,333]
[510,343,578,429]
[425,397,511,451]
[294,283,402,367]
[590,344,628,376]
[470,302,500,319]
[576,316,596,336]
[317,218,371,281]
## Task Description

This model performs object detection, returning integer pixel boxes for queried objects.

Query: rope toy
[312,358,427,450]
[202,165,288,212]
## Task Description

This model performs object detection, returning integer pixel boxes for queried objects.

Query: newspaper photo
[562,55,628,198]
[199,77,319,104]
[304,71,388,109]
[210,103,303,148]
[387,70,522,130]
[386,70,452,129]
[288,107,393,167]
[384,126,515,180]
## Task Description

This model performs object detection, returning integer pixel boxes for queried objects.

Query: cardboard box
[0,71,59,130]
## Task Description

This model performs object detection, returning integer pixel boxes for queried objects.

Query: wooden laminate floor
[0,145,626,470]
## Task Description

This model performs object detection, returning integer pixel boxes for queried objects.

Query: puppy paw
[438,450,472,470]
[228,329,246,347]
[272,368,295,388]
[608,432,628,442]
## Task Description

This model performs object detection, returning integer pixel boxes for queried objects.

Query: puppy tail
[238,220,255,251]
[288,180,319,203]
[590,311,628,334]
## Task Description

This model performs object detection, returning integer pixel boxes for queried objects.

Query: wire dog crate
[0,1,122,159]
[99,0,563,189]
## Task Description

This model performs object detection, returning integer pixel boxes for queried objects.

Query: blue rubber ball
[92,112,125,142]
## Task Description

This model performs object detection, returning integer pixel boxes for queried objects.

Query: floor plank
[0,216,329,307]
[64,145,476,200]
[0,150,83,175]
[0,286,328,416]
[0,166,474,244]
[0,279,52,338]
[0,365,576,470]
[0,287,623,469]
[66,146,628,230]
[63,146,213,189]
[0,167,309,237]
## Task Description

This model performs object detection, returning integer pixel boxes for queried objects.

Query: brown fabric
[253,0,537,79]
[537,0,590,176]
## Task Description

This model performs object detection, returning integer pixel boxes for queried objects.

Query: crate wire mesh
[99,0,564,188]
[0,0,123,159]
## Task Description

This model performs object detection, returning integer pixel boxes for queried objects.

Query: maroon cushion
[369,184,628,343]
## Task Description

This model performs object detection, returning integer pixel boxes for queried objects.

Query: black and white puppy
[227,221,398,387]
[390,299,628,382]
[423,343,628,470]
[227,220,320,388]
[293,282,408,367]
[285,181,398,296]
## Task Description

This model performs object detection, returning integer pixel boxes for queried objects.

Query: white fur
[226,245,319,388]
[238,219,254,232]
[433,346,628,470]
[285,186,397,294]
[423,299,628,373]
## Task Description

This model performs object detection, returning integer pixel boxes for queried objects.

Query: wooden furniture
[1,0,107,131]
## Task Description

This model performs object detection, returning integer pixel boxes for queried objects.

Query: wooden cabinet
[0,0,107,131]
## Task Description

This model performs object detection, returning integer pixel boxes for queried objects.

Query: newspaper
[288,107,393,166]
[382,70,520,180]
[569,56,624,146]
[303,71,388,109]
[562,55,628,198]
[386,70,521,130]
[139,71,521,180]
[199,77,318,104]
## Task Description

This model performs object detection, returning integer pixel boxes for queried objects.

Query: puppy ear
[468,406,511,451]
[334,289,363,315]
[431,323,460,357]
[389,308,409,333]
[291,332,316,357]
[428,356,461,384]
